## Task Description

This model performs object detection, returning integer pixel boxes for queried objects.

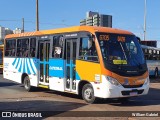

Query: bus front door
[65,39,77,92]
[38,41,50,88]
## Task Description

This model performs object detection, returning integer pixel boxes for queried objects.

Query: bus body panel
[110,71,148,86]
[76,60,101,82]
[48,59,65,92]
[29,74,39,87]
[49,59,64,78]
[4,58,21,83]
[49,77,65,92]
[4,57,39,87]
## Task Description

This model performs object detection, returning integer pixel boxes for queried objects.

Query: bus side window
[30,38,36,57]
[16,39,21,57]
[52,36,63,58]
[16,39,29,57]
[22,39,29,57]
[5,39,16,57]
[79,37,99,62]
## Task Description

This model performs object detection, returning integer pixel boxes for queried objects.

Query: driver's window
[79,37,99,62]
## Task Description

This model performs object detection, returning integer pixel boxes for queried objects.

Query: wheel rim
[84,88,92,101]
[24,79,29,89]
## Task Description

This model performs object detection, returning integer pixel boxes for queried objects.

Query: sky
[0,0,160,47]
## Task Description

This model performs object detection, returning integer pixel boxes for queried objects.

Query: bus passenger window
[5,39,16,57]
[16,38,29,57]
[30,38,36,57]
[79,37,99,62]
[52,36,63,58]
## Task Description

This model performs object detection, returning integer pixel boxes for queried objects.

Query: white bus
[141,45,160,78]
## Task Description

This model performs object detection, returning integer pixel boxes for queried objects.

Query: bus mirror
[88,39,93,49]
[87,34,94,40]
[87,34,95,49]
[136,36,141,43]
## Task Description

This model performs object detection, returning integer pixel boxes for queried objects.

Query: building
[13,28,23,34]
[5,28,13,35]
[0,26,23,42]
[80,11,112,27]
[0,27,5,41]
[0,26,13,42]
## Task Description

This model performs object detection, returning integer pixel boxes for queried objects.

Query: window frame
[4,37,37,58]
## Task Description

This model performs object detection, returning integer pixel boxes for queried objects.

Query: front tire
[24,76,33,92]
[82,84,97,103]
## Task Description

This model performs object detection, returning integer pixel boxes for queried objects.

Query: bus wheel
[155,68,159,78]
[82,84,96,103]
[24,76,32,92]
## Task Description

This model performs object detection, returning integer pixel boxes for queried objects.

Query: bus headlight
[106,76,120,86]
[144,77,150,85]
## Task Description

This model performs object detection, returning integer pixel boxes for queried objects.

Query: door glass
[45,64,49,83]
[39,43,44,61]
[39,41,50,84]
[73,42,76,64]
[65,40,77,91]
[66,42,70,64]
[72,67,76,90]
[40,64,43,82]
[46,43,50,61]
[66,66,70,89]
[72,41,76,90]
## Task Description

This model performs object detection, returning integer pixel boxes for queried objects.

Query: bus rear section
[3,26,149,103]
[141,45,160,78]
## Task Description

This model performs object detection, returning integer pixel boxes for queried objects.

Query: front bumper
[92,75,149,98]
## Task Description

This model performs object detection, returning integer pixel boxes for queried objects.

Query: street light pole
[22,18,24,33]
[144,0,147,41]
[36,0,39,31]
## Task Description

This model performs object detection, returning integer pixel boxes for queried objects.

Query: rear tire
[24,76,33,92]
[82,84,97,103]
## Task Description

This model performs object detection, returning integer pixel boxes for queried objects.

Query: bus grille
[121,89,144,96]
[122,84,143,88]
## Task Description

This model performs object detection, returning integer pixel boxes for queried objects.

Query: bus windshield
[96,32,147,76]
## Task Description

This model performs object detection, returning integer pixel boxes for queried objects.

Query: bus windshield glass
[96,32,147,76]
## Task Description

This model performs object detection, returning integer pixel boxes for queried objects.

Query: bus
[141,45,160,78]
[4,26,149,103]
[0,44,4,73]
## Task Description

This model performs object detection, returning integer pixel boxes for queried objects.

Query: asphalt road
[0,74,160,120]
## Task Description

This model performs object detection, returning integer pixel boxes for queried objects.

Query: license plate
[130,92,137,96]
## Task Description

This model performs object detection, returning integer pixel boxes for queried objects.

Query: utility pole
[36,0,39,31]
[144,0,147,41]
[22,18,24,33]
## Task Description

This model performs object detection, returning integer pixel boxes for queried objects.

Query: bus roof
[5,26,133,39]
[141,45,160,50]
